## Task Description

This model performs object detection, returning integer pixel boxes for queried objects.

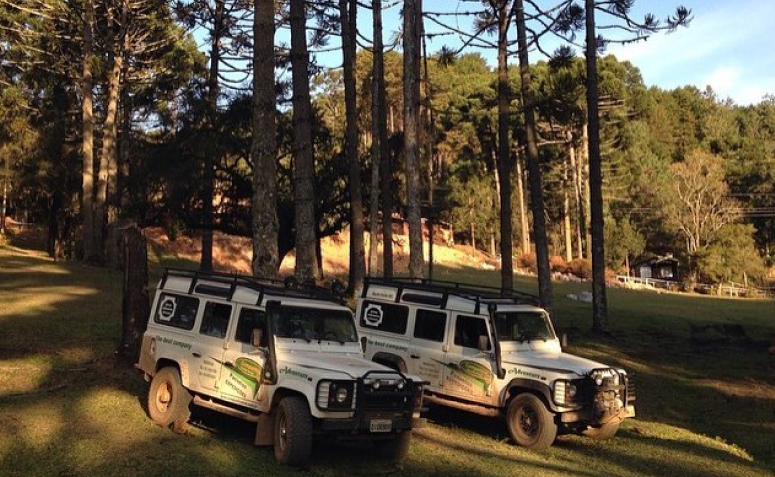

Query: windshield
[494,311,554,342]
[274,306,358,343]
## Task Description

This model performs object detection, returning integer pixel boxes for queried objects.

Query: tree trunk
[568,134,584,258]
[341,0,365,293]
[81,0,96,262]
[376,0,393,278]
[515,151,530,255]
[95,6,125,264]
[119,224,150,363]
[582,123,592,259]
[563,148,573,263]
[367,0,382,276]
[515,0,553,315]
[201,0,225,273]
[496,0,513,292]
[290,0,319,282]
[585,0,609,333]
[403,0,423,279]
[251,0,279,279]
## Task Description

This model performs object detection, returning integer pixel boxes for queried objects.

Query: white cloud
[606,0,775,105]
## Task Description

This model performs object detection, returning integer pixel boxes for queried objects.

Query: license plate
[370,419,392,433]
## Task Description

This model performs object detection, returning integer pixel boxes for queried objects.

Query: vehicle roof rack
[161,267,345,305]
[363,276,540,312]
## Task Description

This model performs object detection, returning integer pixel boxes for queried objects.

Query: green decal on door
[223,358,263,399]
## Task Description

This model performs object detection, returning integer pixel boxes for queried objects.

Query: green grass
[1,241,774,476]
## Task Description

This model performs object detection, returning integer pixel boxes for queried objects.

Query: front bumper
[559,369,636,425]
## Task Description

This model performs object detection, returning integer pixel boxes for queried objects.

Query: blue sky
[352,0,774,106]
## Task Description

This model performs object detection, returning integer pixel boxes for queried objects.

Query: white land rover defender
[136,269,425,467]
[355,278,635,450]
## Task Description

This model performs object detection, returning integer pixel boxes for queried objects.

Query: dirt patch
[144,226,494,279]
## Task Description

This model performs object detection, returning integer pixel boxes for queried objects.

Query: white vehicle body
[136,269,424,466]
[355,278,635,449]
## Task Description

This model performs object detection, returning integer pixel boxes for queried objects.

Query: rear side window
[154,293,199,330]
[413,309,447,342]
[359,300,408,334]
[235,308,266,344]
[454,315,491,350]
[199,302,233,339]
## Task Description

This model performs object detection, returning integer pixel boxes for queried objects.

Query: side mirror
[561,332,568,348]
[251,328,264,348]
[360,336,368,353]
[477,335,490,352]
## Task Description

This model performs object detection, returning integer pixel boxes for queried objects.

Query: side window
[154,293,199,330]
[413,309,447,342]
[199,302,232,339]
[235,308,266,344]
[454,315,491,350]
[359,300,409,334]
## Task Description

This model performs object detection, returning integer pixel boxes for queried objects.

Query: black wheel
[374,431,412,461]
[273,396,313,467]
[147,367,192,432]
[582,421,620,440]
[506,393,557,450]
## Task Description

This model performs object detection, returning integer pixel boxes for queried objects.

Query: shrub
[568,258,592,279]
[517,252,537,273]
[549,255,568,273]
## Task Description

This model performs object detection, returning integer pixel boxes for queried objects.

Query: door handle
[192,352,202,358]
[410,354,420,359]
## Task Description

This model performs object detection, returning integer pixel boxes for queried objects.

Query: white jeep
[355,278,635,450]
[136,269,425,467]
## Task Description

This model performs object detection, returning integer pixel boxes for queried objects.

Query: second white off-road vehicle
[136,269,425,467]
[356,277,635,450]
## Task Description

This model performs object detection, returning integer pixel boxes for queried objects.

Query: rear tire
[506,393,557,450]
[374,431,412,461]
[582,421,620,440]
[273,396,313,467]
[147,367,191,432]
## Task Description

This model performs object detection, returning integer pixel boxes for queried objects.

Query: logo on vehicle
[363,303,384,327]
[158,296,177,321]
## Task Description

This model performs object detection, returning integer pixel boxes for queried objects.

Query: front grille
[356,372,418,413]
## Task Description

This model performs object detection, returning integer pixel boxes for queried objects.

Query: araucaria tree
[403,0,424,279]
[250,0,279,279]
[290,0,320,283]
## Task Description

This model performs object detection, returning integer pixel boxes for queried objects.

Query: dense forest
[1,1,771,330]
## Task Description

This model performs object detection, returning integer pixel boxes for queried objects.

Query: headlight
[316,380,355,410]
[336,387,348,403]
[553,379,580,406]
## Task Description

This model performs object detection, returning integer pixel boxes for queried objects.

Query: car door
[217,306,267,409]
[407,308,449,389]
[191,300,233,394]
[442,313,497,402]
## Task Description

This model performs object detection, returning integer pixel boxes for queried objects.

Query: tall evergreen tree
[341,0,365,292]
[290,0,320,282]
[251,0,279,278]
[515,0,553,314]
[403,0,423,279]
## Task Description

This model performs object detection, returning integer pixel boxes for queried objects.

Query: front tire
[273,396,313,467]
[147,367,192,432]
[582,421,620,440]
[506,393,557,450]
[374,431,412,461]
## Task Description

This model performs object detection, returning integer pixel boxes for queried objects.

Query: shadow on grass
[1,246,773,476]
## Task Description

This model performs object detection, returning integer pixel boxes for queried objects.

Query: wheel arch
[154,358,191,388]
[503,378,557,412]
[372,352,407,373]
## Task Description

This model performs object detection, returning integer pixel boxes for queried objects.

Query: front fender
[501,378,557,412]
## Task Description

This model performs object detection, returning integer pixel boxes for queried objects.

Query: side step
[424,394,501,417]
[192,396,261,423]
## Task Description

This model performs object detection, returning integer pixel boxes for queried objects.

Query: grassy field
[1,235,774,477]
